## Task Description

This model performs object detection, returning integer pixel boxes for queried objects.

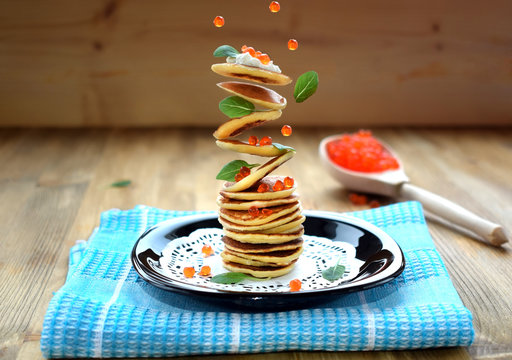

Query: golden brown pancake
[220,251,283,267]
[217,82,287,110]
[219,208,302,232]
[222,236,303,253]
[216,194,300,210]
[219,202,300,226]
[220,176,296,201]
[216,139,284,157]
[223,226,304,244]
[211,63,292,86]
[213,110,282,140]
[222,259,297,278]
[223,152,295,192]
[258,215,306,234]
[223,247,303,265]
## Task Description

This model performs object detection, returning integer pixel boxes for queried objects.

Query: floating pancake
[211,63,292,86]
[222,236,303,253]
[219,208,302,232]
[222,260,297,278]
[223,226,304,244]
[217,82,287,110]
[223,247,303,265]
[213,110,282,140]
[220,176,296,201]
[219,202,300,226]
[224,151,295,192]
[216,194,299,210]
[216,139,284,157]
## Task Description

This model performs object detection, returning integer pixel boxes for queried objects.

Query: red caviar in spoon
[326,130,399,172]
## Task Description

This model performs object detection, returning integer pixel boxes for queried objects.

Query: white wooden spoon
[319,134,509,246]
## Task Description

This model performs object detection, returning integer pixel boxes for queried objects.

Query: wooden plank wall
[0,0,511,127]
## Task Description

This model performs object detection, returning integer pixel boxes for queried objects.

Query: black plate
[131,210,405,309]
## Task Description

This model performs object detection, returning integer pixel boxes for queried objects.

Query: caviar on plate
[326,130,399,173]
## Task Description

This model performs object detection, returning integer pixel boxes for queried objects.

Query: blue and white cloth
[41,202,474,358]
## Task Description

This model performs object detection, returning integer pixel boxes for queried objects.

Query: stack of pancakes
[212,52,305,278]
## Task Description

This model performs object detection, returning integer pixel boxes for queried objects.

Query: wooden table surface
[1,127,511,360]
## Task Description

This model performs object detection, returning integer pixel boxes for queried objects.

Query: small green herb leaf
[213,45,240,58]
[210,272,253,284]
[219,96,255,118]
[294,71,319,103]
[216,160,260,181]
[272,142,296,152]
[322,264,346,282]
[110,180,131,188]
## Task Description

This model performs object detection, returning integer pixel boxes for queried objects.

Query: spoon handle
[399,183,509,246]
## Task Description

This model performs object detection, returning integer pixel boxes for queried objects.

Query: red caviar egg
[289,279,302,292]
[262,208,273,216]
[260,136,272,146]
[199,265,211,276]
[326,130,400,173]
[183,267,195,278]
[201,244,214,257]
[248,206,260,218]
[257,183,270,193]
[239,166,251,177]
[248,135,258,145]
[234,173,244,182]
[281,125,292,136]
[269,1,280,13]
[241,45,256,57]
[273,180,284,192]
[284,176,294,188]
[288,39,298,51]
[213,16,225,28]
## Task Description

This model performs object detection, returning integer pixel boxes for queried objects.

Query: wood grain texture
[1,0,512,127]
[0,127,510,360]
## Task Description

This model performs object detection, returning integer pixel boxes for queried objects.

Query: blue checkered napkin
[40,202,474,358]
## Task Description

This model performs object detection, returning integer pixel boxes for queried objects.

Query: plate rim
[131,210,405,300]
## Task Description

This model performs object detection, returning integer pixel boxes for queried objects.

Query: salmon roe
[289,279,302,292]
[201,244,214,257]
[248,135,258,146]
[260,136,272,146]
[241,45,272,65]
[284,176,294,188]
[199,265,211,276]
[273,180,284,191]
[326,130,399,172]
[183,267,195,278]
[213,16,225,28]
[248,206,260,218]
[257,183,270,193]
[262,208,273,216]
[281,125,292,136]
[239,166,251,177]
[269,1,280,13]
[288,39,298,51]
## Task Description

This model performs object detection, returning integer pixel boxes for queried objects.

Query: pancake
[222,236,303,253]
[223,247,303,265]
[213,109,282,140]
[224,151,295,192]
[216,194,300,210]
[220,251,283,267]
[223,226,304,244]
[219,202,300,226]
[258,215,305,234]
[222,260,297,278]
[219,208,302,232]
[216,139,284,157]
[217,82,287,110]
[211,63,292,86]
[220,176,296,201]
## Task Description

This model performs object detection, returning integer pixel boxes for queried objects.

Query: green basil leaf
[272,142,296,152]
[322,264,346,282]
[219,96,255,118]
[210,272,251,284]
[216,160,260,181]
[213,45,240,58]
[294,71,319,103]
[110,180,131,187]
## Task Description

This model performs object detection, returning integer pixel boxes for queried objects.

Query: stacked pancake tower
[211,50,305,278]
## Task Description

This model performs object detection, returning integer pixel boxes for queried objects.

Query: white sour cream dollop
[226,52,281,73]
